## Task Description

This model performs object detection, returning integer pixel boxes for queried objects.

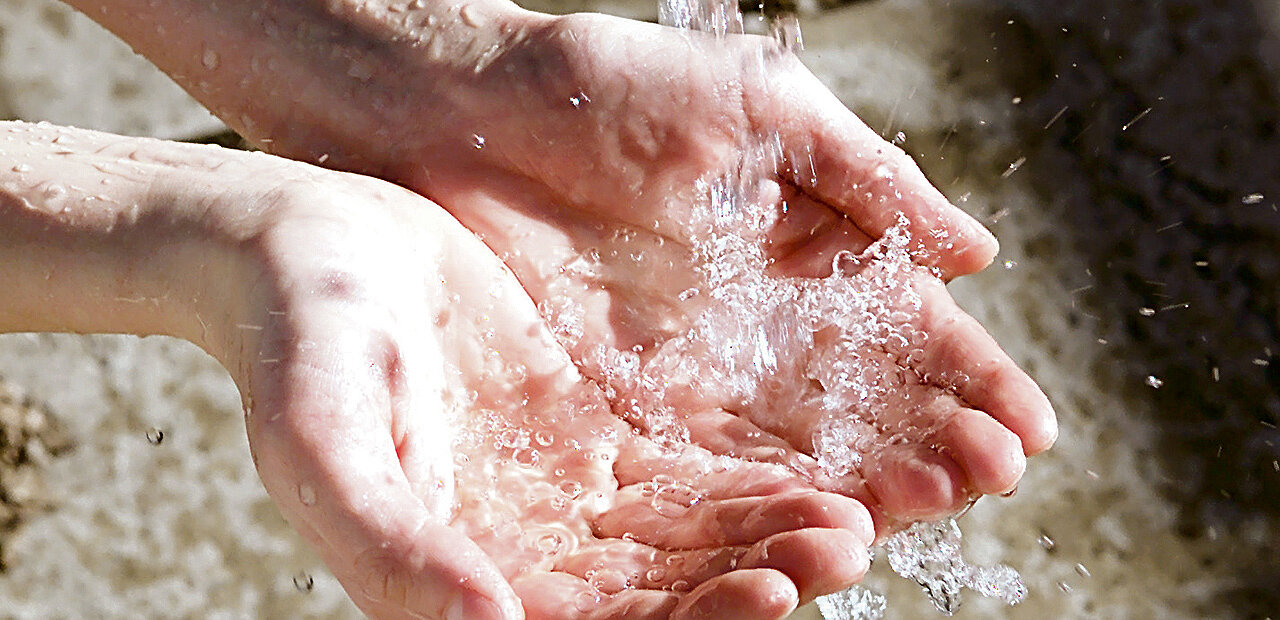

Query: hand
[247,11,1055,533]
[233,159,877,619]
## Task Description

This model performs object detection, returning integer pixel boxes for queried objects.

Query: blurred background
[1,0,1278,617]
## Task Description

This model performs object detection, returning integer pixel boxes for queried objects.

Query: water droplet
[1003,260,1018,269]
[201,47,220,70]
[11,164,31,173]
[644,567,666,583]
[299,484,317,506]
[650,483,702,518]
[293,571,314,592]
[1001,157,1026,178]
[670,579,691,592]
[471,134,485,149]
[573,588,601,612]
[1038,534,1055,550]
[513,448,540,467]
[1145,375,1164,389]
[145,427,165,445]
[535,532,563,555]
[459,3,487,27]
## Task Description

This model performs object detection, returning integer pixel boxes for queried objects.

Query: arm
[0,121,258,365]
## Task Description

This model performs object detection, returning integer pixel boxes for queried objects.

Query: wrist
[0,122,271,368]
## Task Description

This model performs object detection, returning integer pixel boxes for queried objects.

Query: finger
[249,342,519,620]
[930,406,1025,495]
[671,569,799,620]
[915,277,1058,455]
[739,528,871,605]
[764,70,998,277]
[595,488,871,549]
[682,409,823,476]
[513,572,680,620]
[613,438,813,499]
[860,442,971,524]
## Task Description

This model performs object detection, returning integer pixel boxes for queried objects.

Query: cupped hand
[231,161,876,619]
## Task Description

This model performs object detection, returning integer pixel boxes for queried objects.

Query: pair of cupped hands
[61,1,1056,618]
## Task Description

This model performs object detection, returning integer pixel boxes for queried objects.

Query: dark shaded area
[188,129,254,151]
[0,377,73,572]
[942,0,1280,615]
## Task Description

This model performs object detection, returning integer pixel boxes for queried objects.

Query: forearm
[0,121,261,366]
[60,0,547,174]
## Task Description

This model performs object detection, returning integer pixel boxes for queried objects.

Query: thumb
[247,335,522,620]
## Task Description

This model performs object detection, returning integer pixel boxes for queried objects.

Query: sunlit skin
[43,0,1059,617]
[0,124,876,619]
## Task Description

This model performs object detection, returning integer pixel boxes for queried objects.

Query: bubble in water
[299,484,317,506]
[472,134,486,149]
[145,427,165,445]
[644,567,667,583]
[1145,375,1164,388]
[1242,193,1264,205]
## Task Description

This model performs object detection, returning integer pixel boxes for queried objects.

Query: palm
[239,175,871,619]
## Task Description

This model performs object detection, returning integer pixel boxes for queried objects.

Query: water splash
[884,519,1027,615]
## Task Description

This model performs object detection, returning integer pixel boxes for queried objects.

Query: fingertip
[673,569,798,620]
[740,528,870,604]
[936,408,1027,496]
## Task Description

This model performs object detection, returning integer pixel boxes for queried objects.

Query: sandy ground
[1,0,1278,618]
